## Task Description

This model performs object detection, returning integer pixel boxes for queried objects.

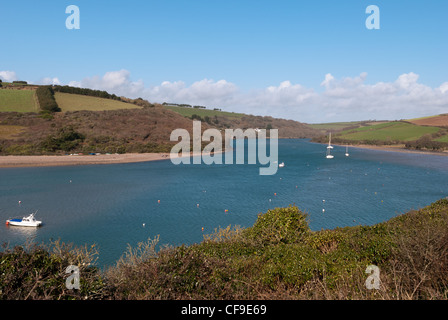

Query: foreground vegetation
[1,198,448,300]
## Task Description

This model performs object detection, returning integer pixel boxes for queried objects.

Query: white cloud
[68,69,145,98]
[320,73,334,88]
[312,72,448,121]
[439,82,448,94]
[143,78,239,107]
[38,77,61,85]
[0,71,18,82]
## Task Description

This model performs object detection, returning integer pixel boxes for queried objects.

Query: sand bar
[0,153,171,168]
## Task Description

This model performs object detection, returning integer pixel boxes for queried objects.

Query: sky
[1,0,447,123]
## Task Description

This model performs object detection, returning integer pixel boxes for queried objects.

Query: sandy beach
[0,153,171,168]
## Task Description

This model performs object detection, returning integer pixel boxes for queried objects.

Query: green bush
[243,206,310,245]
[41,126,85,152]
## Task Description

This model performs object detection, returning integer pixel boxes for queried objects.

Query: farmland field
[55,92,141,112]
[336,121,441,142]
[407,114,448,127]
[163,105,245,119]
[0,89,37,112]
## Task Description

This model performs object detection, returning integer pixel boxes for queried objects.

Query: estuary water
[1,139,447,266]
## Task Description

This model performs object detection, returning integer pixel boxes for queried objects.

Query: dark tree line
[405,135,448,151]
[52,85,121,101]
[36,86,61,113]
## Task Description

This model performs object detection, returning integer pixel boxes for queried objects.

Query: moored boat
[6,212,42,227]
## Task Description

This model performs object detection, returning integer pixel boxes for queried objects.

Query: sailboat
[345,145,350,157]
[326,132,334,159]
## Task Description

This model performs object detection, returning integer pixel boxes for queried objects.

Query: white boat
[326,132,334,159]
[345,145,350,157]
[279,162,285,168]
[6,212,42,227]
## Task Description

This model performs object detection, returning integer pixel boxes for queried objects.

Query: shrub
[0,241,103,300]
[243,206,310,245]
[41,126,85,152]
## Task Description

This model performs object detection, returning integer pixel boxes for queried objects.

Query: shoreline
[0,142,447,168]
[342,143,448,157]
[0,153,172,168]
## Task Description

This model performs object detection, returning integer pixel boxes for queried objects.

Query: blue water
[0,139,447,267]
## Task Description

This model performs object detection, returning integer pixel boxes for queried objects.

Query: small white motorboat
[6,212,42,227]
[279,162,285,168]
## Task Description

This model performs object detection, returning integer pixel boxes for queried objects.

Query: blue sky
[1,0,447,123]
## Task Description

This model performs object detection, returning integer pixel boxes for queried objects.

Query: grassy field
[55,92,141,112]
[336,121,441,142]
[0,89,38,112]
[407,114,448,127]
[163,105,245,119]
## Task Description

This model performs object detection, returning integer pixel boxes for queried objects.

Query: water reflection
[3,225,39,246]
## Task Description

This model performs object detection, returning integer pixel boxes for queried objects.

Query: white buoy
[142,223,145,227]
[322,209,325,213]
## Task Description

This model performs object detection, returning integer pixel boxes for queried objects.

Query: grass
[436,134,448,143]
[337,121,441,142]
[163,105,245,119]
[0,89,38,112]
[55,92,141,112]
[0,125,27,140]
[2,198,448,300]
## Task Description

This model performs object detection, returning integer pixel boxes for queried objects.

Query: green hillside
[55,92,141,112]
[337,121,441,142]
[0,89,38,112]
